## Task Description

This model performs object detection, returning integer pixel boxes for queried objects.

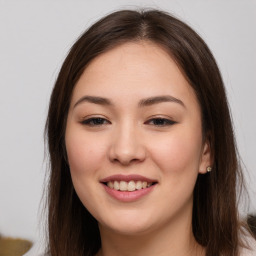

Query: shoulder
[240,234,256,256]
[22,241,47,256]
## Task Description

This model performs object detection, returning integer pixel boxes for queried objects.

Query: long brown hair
[45,9,247,256]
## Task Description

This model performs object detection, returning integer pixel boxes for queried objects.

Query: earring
[206,166,212,172]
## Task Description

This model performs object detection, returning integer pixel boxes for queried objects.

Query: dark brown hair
[45,9,247,256]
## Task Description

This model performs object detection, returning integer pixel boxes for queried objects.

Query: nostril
[108,138,147,165]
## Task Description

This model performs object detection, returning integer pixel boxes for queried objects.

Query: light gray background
[0,0,255,253]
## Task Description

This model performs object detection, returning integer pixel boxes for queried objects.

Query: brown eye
[81,118,110,126]
[146,118,176,126]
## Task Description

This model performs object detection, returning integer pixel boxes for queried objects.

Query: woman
[45,9,255,256]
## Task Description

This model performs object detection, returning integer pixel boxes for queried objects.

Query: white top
[240,234,256,256]
[23,236,256,256]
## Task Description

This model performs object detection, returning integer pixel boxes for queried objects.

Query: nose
[108,123,146,166]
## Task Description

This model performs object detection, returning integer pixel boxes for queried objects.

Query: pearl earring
[206,166,212,172]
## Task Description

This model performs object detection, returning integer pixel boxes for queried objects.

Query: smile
[100,174,157,202]
[106,180,154,191]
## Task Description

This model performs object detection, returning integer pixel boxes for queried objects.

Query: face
[65,42,211,236]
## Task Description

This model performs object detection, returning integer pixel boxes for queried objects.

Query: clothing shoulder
[240,234,256,256]
[22,241,47,256]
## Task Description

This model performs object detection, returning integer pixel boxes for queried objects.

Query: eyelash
[81,117,110,126]
[80,117,176,127]
[146,118,176,126]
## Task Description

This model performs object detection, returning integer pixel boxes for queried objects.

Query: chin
[102,223,154,236]
[98,213,157,236]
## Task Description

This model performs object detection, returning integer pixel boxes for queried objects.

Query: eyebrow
[138,95,185,108]
[73,95,185,108]
[73,96,112,108]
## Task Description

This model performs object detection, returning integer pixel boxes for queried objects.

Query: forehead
[79,41,183,84]
[71,41,198,108]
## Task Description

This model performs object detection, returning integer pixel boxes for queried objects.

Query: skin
[65,41,211,256]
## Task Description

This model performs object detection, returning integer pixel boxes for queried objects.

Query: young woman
[45,9,256,256]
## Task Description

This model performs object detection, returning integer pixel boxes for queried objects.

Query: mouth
[100,174,158,193]
[102,180,157,192]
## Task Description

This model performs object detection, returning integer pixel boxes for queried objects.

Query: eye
[146,118,176,126]
[81,117,110,126]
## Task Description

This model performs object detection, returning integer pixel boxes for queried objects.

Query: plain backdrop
[0,0,255,253]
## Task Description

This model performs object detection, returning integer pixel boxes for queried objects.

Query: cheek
[149,127,203,176]
[65,131,107,176]
[65,130,108,212]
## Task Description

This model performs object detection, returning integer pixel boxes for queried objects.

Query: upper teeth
[107,181,153,191]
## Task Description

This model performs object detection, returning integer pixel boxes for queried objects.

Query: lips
[100,174,157,183]
[100,174,157,202]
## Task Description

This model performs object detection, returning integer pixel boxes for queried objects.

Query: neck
[97,209,205,256]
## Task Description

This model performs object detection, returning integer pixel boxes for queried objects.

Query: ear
[198,136,212,174]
